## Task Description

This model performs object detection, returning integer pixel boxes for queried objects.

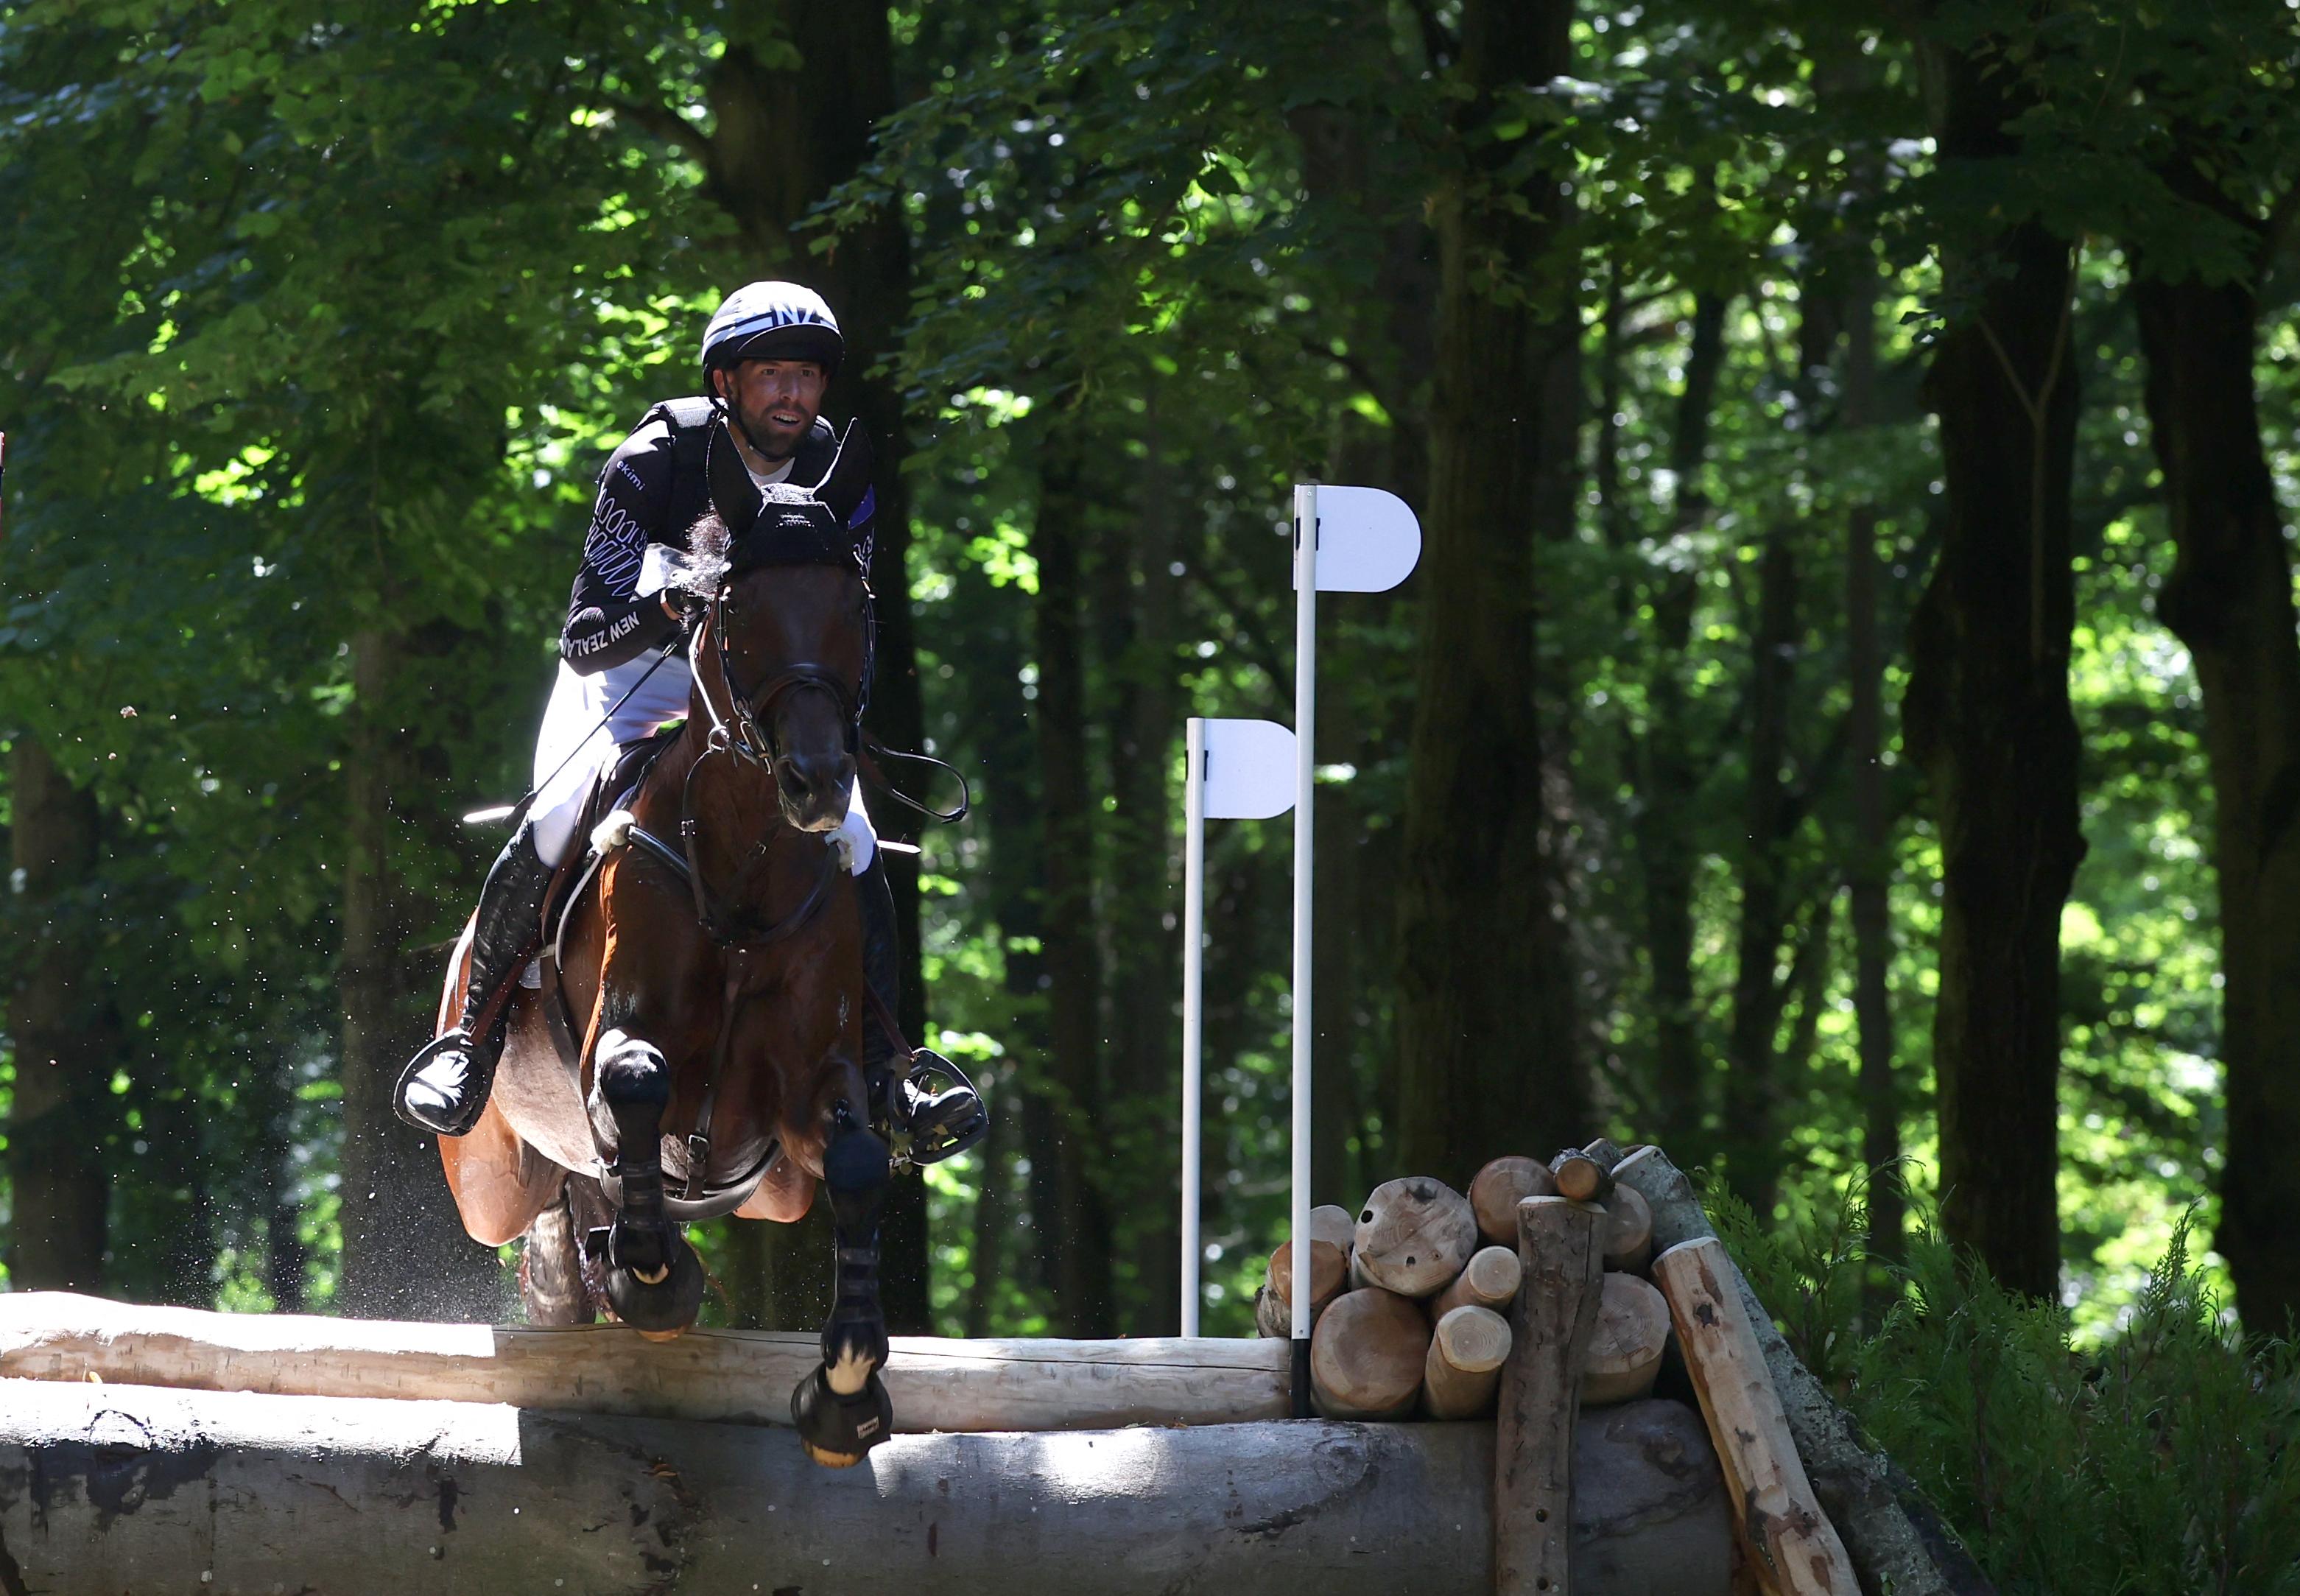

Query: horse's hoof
[606,1237,704,1335]
[792,1366,891,1468]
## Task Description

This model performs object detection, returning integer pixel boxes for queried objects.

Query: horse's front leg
[785,926,892,1466]
[582,859,714,1340]
[791,1094,892,1465]
[590,1024,706,1337]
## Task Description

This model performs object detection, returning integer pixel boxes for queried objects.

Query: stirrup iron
[885,1048,988,1168]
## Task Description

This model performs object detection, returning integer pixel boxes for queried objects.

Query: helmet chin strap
[711,384,791,468]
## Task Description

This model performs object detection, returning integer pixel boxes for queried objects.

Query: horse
[427,484,901,1468]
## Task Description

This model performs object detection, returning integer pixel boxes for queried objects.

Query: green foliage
[0,0,2290,1391]
[1720,1177,2300,1595]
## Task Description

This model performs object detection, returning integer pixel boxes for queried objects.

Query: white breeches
[528,648,876,874]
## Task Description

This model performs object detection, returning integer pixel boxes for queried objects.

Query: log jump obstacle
[0,1146,1975,1595]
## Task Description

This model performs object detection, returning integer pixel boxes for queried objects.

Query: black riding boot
[395,821,555,1136]
[859,854,987,1163]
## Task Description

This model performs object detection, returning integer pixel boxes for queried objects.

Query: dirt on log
[0,1379,1729,1596]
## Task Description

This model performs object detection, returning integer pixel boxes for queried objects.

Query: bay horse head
[678,482,871,834]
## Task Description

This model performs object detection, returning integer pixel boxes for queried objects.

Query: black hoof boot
[590,1030,699,1338]
[791,1366,892,1468]
[603,1236,705,1339]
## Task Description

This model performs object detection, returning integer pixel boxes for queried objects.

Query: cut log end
[1353,1177,1478,1298]
[1268,1238,1348,1311]
[1307,1204,1356,1254]
[1432,1244,1523,1320]
[1552,1149,1612,1204]
[1603,1183,1655,1274]
[1423,1304,1512,1420]
[1470,1156,1558,1246]
[1583,1272,1670,1407]
[1310,1287,1429,1419]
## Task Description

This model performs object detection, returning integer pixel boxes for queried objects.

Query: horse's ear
[815,421,876,525]
[705,418,762,538]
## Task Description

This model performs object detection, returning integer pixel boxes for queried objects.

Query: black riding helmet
[699,281,844,390]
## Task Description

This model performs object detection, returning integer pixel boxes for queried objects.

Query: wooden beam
[1495,1194,1605,1595]
[1,1379,1730,1595]
[0,1291,1288,1433]
[1613,1149,1998,1596]
[1653,1239,1857,1595]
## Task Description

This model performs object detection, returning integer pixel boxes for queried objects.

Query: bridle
[698,583,864,767]
[669,581,865,950]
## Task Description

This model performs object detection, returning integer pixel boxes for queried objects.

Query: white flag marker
[1293,484,1421,594]
[1179,716,1297,1336]
[1289,479,1418,1413]
[1170,479,1417,1390]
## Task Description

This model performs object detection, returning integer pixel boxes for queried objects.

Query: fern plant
[1709,1179,2300,1595]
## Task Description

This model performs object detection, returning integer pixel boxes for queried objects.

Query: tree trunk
[1841,270,1904,1298]
[1100,432,1184,1330]
[1720,527,1801,1220]
[334,630,504,1321]
[2133,240,2300,1337]
[691,1,932,1329]
[1032,423,1116,1336]
[1902,21,2083,1297]
[1720,291,1836,1222]
[1636,291,1729,1167]
[1396,0,1589,1178]
[951,558,1052,1327]
[1293,73,1434,1207]
[4,737,113,1293]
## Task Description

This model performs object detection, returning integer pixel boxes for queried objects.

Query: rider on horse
[395,280,981,1154]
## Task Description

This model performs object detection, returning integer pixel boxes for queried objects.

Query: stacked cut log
[1260,1157,1667,1424]
[1259,1136,1942,1596]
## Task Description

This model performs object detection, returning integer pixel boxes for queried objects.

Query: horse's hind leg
[791,1098,893,1467]
[592,1027,705,1338]
[518,1182,591,1326]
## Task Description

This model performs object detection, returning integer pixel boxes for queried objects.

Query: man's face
[716,358,828,462]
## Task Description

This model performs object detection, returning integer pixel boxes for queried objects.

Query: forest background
[6,0,2300,1466]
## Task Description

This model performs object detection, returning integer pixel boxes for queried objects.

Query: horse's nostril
[778,752,851,810]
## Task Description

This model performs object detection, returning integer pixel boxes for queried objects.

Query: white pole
[1290,482,1318,1413]
[1179,717,1207,1337]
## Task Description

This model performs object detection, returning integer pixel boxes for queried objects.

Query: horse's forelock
[676,512,734,597]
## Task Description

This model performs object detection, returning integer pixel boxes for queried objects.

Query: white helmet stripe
[702,281,842,372]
